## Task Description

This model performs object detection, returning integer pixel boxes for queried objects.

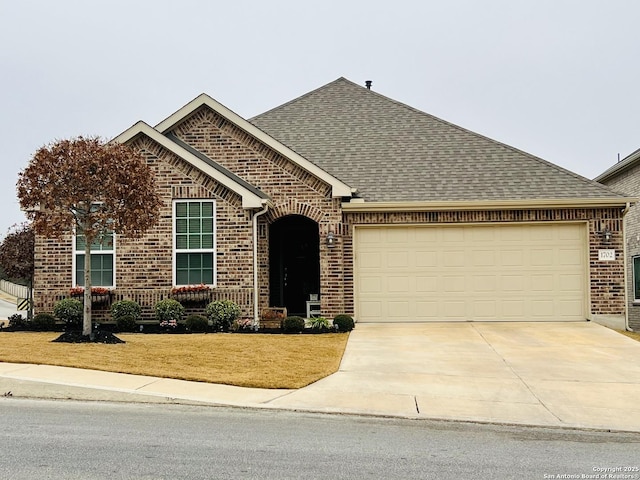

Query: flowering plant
[70,286,111,295]
[231,318,254,332]
[261,308,286,321]
[159,319,178,330]
[171,284,211,294]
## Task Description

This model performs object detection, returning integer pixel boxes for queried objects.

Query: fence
[0,280,30,299]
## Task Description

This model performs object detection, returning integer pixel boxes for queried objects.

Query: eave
[341,197,635,213]
[595,148,640,183]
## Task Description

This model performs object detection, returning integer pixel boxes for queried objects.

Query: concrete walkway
[1,322,640,433]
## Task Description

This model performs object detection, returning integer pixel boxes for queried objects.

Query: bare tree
[17,137,162,337]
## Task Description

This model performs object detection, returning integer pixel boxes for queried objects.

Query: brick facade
[32,103,627,327]
[598,163,640,331]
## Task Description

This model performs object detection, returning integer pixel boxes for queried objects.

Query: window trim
[633,255,640,303]
[72,231,116,288]
[172,199,217,287]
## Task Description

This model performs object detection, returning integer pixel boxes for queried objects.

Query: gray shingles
[250,77,622,202]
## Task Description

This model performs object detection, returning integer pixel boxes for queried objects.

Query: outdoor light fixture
[601,227,612,243]
[327,231,336,248]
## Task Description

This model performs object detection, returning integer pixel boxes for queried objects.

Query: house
[595,148,640,331]
[33,77,630,328]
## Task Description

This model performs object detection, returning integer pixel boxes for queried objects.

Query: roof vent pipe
[365,80,372,90]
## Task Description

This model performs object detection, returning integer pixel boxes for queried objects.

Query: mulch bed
[52,330,125,344]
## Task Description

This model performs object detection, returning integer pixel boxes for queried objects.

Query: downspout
[253,200,269,328]
[622,202,634,331]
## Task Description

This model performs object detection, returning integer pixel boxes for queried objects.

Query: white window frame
[72,231,116,288]
[172,199,217,287]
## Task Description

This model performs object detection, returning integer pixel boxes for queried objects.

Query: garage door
[354,223,587,322]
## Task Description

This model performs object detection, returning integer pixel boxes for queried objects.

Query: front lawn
[0,332,349,389]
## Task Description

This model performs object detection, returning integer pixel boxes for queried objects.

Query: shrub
[333,314,355,332]
[111,300,142,322]
[308,316,330,331]
[7,313,27,330]
[154,298,185,323]
[282,316,305,333]
[54,298,83,328]
[31,312,56,331]
[116,314,138,333]
[206,300,241,332]
[185,314,209,333]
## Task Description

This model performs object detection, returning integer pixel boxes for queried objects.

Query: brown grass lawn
[0,332,349,389]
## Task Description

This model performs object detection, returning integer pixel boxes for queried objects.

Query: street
[0,297,18,323]
[1,399,638,480]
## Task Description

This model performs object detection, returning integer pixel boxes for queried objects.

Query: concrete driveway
[270,322,640,431]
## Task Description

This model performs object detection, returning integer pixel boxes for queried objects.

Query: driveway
[270,322,640,431]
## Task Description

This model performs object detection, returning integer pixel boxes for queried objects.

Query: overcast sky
[1,0,638,237]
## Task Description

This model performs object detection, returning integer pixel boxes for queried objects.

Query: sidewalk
[2,322,640,434]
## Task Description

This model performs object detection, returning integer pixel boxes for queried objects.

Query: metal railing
[0,280,30,299]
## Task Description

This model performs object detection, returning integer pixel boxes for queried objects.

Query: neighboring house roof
[113,121,268,209]
[594,148,640,183]
[250,77,626,207]
[154,93,354,198]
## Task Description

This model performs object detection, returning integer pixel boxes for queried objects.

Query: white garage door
[354,223,587,322]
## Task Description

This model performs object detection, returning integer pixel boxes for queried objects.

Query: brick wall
[170,107,346,319]
[599,165,640,330]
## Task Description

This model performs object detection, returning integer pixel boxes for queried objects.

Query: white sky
[1,0,638,237]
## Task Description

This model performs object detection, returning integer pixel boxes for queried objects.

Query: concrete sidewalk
[1,322,640,433]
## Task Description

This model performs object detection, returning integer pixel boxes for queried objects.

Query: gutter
[342,197,636,213]
[252,201,269,327]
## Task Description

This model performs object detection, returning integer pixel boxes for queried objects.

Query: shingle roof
[595,147,640,183]
[250,77,622,203]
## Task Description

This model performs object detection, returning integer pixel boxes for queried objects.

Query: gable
[154,93,353,198]
[251,77,627,207]
[113,121,268,209]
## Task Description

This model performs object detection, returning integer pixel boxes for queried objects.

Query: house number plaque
[598,249,616,261]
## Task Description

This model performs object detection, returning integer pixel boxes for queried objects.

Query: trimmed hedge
[282,316,305,333]
[333,314,355,332]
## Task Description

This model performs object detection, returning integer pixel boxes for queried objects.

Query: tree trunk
[83,237,92,338]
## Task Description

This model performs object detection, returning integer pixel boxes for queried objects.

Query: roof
[594,147,640,183]
[154,93,353,198]
[250,77,625,205]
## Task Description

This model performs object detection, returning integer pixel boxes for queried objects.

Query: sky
[1,0,638,238]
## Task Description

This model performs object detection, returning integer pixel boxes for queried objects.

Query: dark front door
[269,215,320,317]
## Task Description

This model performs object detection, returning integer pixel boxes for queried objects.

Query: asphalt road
[1,399,638,480]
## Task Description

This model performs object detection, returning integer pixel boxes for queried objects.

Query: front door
[269,215,320,316]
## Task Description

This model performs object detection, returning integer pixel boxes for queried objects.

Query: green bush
[54,298,83,328]
[111,300,142,322]
[308,316,330,331]
[206,300,241,332]
[282,316,305,333]
[333,314,355,332]
[116,314,138,333]
[154,298,185,322]
[185,314,209,333]
[31,312,56,331]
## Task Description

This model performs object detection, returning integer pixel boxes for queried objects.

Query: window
[74,232,115,287]
[634,256,640,302]
[174,200,215,286]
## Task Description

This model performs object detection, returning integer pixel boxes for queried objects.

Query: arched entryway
[269,215,320,317]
